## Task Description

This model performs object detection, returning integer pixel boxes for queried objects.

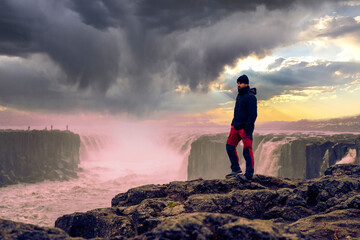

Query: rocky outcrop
[0,218,74,240]
[52,164,360,240]
[0,130,80,187]
[188,133,360,180]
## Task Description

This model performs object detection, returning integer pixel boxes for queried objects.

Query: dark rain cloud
[70,0,344,32]
[240,60,360,100]
[0,0,355,115]
[0,0,120,92]
[317,16,360,38]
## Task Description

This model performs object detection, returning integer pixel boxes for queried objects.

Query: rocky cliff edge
[0,130,80,187]
[1,164,360,239]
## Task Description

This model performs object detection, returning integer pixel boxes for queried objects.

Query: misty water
[0,125,357,227]
[0,123,223,227]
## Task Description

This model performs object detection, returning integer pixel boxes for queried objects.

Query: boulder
[286,209,360,239]
[0,218,76,240]
[135,213,298,240]
[55,208,134,239]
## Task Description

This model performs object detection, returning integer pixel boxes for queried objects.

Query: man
[225,74,257,180]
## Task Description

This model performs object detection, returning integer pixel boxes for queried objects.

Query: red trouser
[226,126,254,174]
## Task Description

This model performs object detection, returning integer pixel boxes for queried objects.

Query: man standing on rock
[225,74,257,180]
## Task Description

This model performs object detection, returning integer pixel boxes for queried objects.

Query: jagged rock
[54,165,358,239]
[264,205,314,222]
[111,176,297,209]
[304,175,359,213]
[325,193,360,213]
[345,194,360,209]
[2,164,357,239]
[286,209,360,239]
[185,193,229,213]
[55,208,135,239]
[0,218,77,240]
[52,165,360,239]
[324,164,360,176]
[135,213,297,240]
[282,206,314,221]
[161,202,185,217]
[111,184,167,207]
[230,189,279,219]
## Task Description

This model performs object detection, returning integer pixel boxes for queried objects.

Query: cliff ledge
[1,164,359,239]
[0,130,80,187]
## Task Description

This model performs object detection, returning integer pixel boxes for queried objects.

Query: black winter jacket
[231,86,257,132]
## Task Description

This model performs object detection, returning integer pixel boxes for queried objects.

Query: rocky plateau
[1,164,360,239]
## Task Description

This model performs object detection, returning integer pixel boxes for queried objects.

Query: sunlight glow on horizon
[1,3,359,127]
[211,15,360,123]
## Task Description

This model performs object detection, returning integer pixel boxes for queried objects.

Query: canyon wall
[0,130,80,187]
[188,133,360,180]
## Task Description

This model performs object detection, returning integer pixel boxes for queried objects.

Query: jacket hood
[238,86,257,95]
[249,88,257,95]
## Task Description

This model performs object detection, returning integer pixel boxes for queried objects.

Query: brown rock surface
[0,218,78,240]
[53,164,360,239]
[1,164,359,239]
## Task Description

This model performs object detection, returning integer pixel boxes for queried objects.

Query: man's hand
[244,124,252,133]
[233,124,241,130]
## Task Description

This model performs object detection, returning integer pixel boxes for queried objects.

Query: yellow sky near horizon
[180,93,360,127]
[179,51,360,127]
[202,29,360,126]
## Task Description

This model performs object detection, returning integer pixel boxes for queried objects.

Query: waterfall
[336,149,357,165]
[187,132,360,180]
[254,138,288,176]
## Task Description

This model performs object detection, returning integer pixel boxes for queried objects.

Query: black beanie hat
[237,75,249,84]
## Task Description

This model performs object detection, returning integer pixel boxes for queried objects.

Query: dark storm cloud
[0,59,153,113]
[70,0,345,32]
[317,16,360,38]
[242,60,360,100]
[0,0,120,92]
[0,1,40,55]
[0,60,73,111]
[0,0,354,114]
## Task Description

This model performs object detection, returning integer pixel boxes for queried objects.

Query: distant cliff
[0,130,80,187]
[188,133,360,180]
[259,114,360,132]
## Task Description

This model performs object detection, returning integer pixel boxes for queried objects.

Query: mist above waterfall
[0,121,226,227]
[79,123,187,183]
